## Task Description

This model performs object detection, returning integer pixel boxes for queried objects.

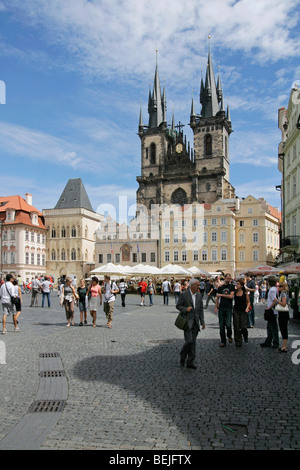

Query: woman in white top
[13,279,22,330]
[173,280,182,305]
[260,276,279,349]
[0,274,17,333]
[274,282,289,353]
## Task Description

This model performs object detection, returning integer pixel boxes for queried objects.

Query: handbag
[275,303,289,312]
[175,313,188,330]
[264,308,275,321]
[5,282,18,305]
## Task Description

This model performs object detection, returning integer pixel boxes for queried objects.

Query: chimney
[25,193,32,206]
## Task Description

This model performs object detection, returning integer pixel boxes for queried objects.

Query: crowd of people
[0,271,291,356]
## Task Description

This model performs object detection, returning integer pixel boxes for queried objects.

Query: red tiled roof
[0,195,46,230]
[267,204,282,222]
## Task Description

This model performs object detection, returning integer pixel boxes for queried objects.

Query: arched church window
[150,143,156,165]
[71,248,76,261]
[51,249,56,261]
[171,188,188,206]
[204,134,212,156]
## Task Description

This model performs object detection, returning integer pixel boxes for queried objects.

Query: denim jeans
[148,293,154,305]
[42,292,50,307]
[218,307,233,344]
[174,292,180,305]
[163,292,169,305]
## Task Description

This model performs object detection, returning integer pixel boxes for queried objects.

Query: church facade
[95,49,280,276]
[137,49,235,211]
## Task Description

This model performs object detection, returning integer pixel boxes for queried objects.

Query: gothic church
[137,49,235,209]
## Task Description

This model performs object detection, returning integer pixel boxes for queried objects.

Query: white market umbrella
[158,264,192,277]
[89,263,125,276]
[240,265,281,276]
[279,263,300,275]
[188,266,210,277]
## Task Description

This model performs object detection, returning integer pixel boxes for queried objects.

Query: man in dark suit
[176,279,205,369]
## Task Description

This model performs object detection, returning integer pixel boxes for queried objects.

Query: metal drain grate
[28,400,66,413]
[39,370,65,377]
[39,353,61,358]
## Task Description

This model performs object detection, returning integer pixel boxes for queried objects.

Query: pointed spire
[227,103,231,122]
[148,49,166,128]
[217,65,223,103]
[200,36,220,118]
[191,97,196,117]
[138,102,144,133]
[171,107,175,130]
[200,70,204,105]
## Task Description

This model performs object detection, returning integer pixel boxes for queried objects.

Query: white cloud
[230,128,279,167]
[0,121,83,168]
[4,0,299,83]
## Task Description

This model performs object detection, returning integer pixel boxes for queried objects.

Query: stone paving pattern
[0,291,299,450]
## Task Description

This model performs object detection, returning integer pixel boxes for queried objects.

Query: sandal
[277,348,287,353]
[107,322,112,328]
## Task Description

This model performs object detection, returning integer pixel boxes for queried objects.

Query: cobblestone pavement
[0,291,299,451]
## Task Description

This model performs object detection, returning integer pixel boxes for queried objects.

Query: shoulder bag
[5,282,18,305]
[175,313,188,330]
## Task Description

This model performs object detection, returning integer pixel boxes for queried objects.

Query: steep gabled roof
[54,178,94,212]
[0,195,46,229]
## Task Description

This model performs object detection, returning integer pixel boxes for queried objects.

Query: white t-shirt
[162,280,170,292]
[0,281,14,304]
[267,286,278,312]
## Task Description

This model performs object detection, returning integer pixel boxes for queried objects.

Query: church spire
[200,38,221,118]
[147,50,167,128]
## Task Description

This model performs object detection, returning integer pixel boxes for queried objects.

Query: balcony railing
[281,236,299,252]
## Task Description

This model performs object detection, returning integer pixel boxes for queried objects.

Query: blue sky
[0,0,299,217]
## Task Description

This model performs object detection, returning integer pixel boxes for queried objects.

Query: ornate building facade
[0,193,46,282]
[43,178,103,282]
[95,49,280,276]
[137,49,235,211]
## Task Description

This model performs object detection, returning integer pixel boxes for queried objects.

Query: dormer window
[30,212,39,226]
[5,209,15,222]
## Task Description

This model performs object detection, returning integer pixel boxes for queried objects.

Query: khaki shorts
[2,303,14,316]
[103,301,114,321]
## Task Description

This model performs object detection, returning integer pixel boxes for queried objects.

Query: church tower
[137,55,196,210]
[190,44,235,202]
[136,46,235,211]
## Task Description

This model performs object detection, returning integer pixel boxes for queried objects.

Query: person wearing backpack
[0,273,17,334]
[103,275,119,328]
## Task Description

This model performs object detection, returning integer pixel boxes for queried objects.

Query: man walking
[30,276,40,307]
[245,273,256,327]
[40,276,52,308]
[0,273,18,334]
[215,273,235,347]
[176,279,205,369]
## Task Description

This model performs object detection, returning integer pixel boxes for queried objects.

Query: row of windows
[51,248,82,261]
[99,252,156,264]
[2,252,46,265]
[285,173,298,201]
[51,227,77,238]
[164,249,228,262]
[163,249,260,263]
[2,230,45,243]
